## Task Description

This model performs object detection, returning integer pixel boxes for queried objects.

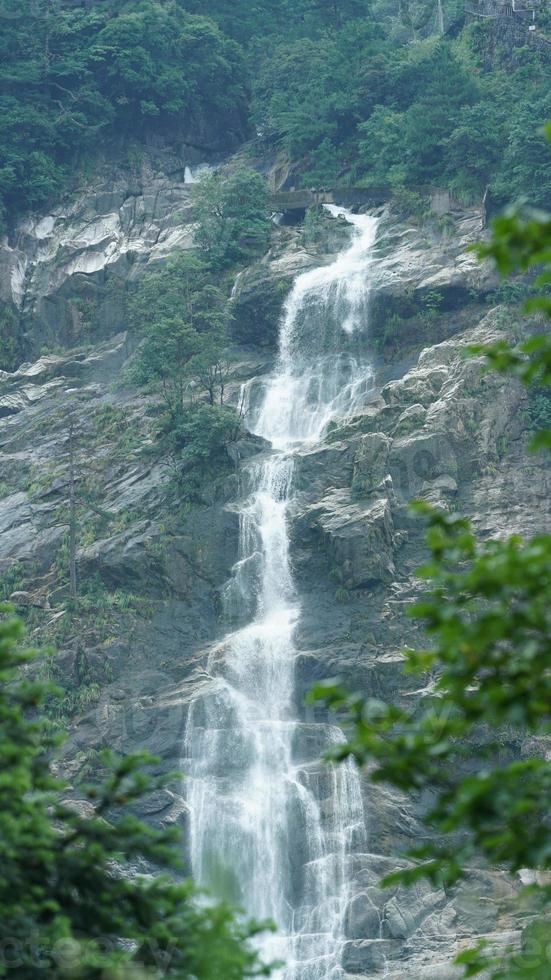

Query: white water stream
[185,208,379,978]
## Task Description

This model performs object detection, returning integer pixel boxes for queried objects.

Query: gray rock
[1,153,218,355]
[352,433,392,493]
[393,403,427,436]
[382,366,449,408]
[383,896,416,939]
[342,938,399,972]
[368,209,498,356]
[230,245,319,348]
[344,892,382,940]
[294,440,355,497]
[296,489,396,588]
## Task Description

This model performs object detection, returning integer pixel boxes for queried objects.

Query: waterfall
[437,0,445,35]
[185,208,379,978]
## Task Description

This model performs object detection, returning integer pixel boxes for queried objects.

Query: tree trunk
[68,421,77,601]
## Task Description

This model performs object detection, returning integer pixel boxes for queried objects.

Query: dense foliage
[130,252,229,408]
[311,196,551,977]
[1,0,549,229]
[0,0,248,228]
[129,245,245,476]
[192,169,271,268]
[126,168,270,475]
[253,29,550,205]
[0,609,271,979]
[184,0,551,206]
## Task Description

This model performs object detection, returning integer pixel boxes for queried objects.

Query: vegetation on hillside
[1,0,550,230]
[252,24,550,205]
[129,256,240,483]
[192,169,271,268]
[127,169,270,487]
[0,0,248,228]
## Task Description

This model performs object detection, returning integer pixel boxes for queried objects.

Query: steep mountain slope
[1,151,548,975]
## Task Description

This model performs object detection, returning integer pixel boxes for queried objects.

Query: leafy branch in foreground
[310,512,551,977]
[310,169,551,978]
[0,608,272,979]
[310,508,551,879]
[470,167,551,448]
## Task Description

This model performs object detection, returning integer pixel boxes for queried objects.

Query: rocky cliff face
[0,147,216,360]
[0,154,548,976]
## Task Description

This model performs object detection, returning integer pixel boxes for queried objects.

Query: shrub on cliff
[129,251,242,479]
[170,402,243,465]
[129,253,231,414]
[192,169,271,269]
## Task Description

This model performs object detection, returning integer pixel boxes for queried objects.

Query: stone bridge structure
[270,187,392,212]
[270,186,457,218]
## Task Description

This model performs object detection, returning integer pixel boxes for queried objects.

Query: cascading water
[185,208,379,978]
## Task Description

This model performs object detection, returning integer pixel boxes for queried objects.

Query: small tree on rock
[193,169,270,268]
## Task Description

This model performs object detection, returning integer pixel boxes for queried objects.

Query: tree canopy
[253,29,551,205]
[0,0,248,228]
[192,169,271,268]
[128,248,243,483]
[1,0,550,229]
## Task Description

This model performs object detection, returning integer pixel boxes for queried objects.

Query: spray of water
[185,209,379,978]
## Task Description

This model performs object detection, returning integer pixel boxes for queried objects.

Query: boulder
[294,440,355,497]
[392,402,427,436]
[296,488,395,588]
[382,366,449,408]
[368,210,497,357]
[342,938,399,973]
[81,531,162,595]
[344,892,382,940]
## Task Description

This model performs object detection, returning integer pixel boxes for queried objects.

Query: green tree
[0,2,249,226]
[129,250,241,475]
[0,609,271,979]
[356,107,406,186]
[253,21,385,165]
[183,0,371,43]
[357,42,479,187]
[252,38,340,157]
[129,253,227,334]
[311,190,551,976]
[0,304,23,372]
[130,252,231,416]
[444,100,507,201]
[192,169,271,267]
[491,94,551,210]
[132,315,202,417]
[90,6,248,136]
[172,402,243,466]
[188,334,232,406]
